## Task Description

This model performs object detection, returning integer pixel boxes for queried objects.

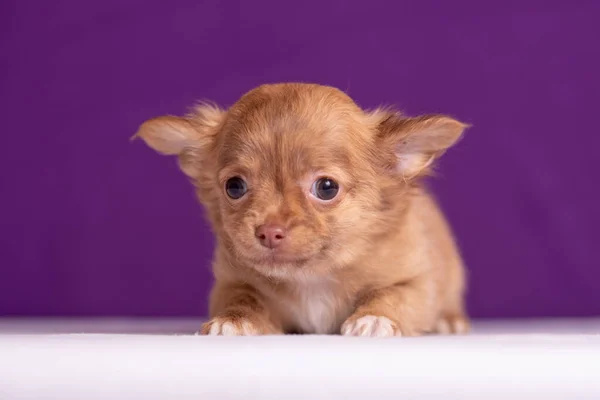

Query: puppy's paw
[434,314,471,335]
[341,315,401,337]
[198,317,261,336]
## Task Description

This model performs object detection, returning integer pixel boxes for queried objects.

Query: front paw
[199,316,263,336]
[341,315,401,337]
[434,313,471,335]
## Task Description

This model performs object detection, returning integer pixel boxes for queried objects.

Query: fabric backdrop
[1,0,598,318]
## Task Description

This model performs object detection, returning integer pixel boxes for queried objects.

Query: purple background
[1,1,599,318]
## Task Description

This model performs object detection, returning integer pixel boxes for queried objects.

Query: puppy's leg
[199,282,282,336]
[341,279,438,337]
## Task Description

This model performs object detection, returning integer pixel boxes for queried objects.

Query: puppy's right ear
[133,103,225,177]
[134,116,198,156]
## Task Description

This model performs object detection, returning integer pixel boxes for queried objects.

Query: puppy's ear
[133,103,225,177]
[373,110,468,179]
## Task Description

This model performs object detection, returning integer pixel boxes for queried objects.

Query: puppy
[135,83,470,337]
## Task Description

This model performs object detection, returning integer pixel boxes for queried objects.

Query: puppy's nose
[255,224,287,249]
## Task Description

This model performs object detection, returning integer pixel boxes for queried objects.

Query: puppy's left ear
[373,110,469,179]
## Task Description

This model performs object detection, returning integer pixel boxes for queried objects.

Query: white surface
[1,318,600,400]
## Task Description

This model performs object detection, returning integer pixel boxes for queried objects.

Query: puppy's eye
[311,178,339,201]
[225,177,248,199]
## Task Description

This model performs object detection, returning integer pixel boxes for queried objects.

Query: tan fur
[135,83,470,337]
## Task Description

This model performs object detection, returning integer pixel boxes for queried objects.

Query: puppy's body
[137,83,469,337]
[210,187,466,335]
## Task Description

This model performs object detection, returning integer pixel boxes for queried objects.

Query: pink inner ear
[395,152,433,178]
[395,116,467,155]
[135,115,205,156]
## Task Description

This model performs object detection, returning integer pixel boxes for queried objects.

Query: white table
[1,318,599,399]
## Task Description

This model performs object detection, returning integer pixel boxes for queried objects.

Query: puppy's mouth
[228,231,328,268]
[250,250,313,267]
[242,244,327,267]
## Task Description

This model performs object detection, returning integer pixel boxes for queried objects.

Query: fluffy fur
[135,83,470,337]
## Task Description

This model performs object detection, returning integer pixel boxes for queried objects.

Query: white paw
[199,318,258,336]
[341,315,400,337]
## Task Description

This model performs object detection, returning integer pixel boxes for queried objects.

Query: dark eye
[311,177,339,201]
[225,177,248,199]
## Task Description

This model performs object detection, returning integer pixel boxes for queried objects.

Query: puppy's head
[135,83,467,280]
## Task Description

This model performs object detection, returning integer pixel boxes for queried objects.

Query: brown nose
[255,224,287,249]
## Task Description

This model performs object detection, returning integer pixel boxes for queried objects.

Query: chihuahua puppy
[135,83,469,337]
